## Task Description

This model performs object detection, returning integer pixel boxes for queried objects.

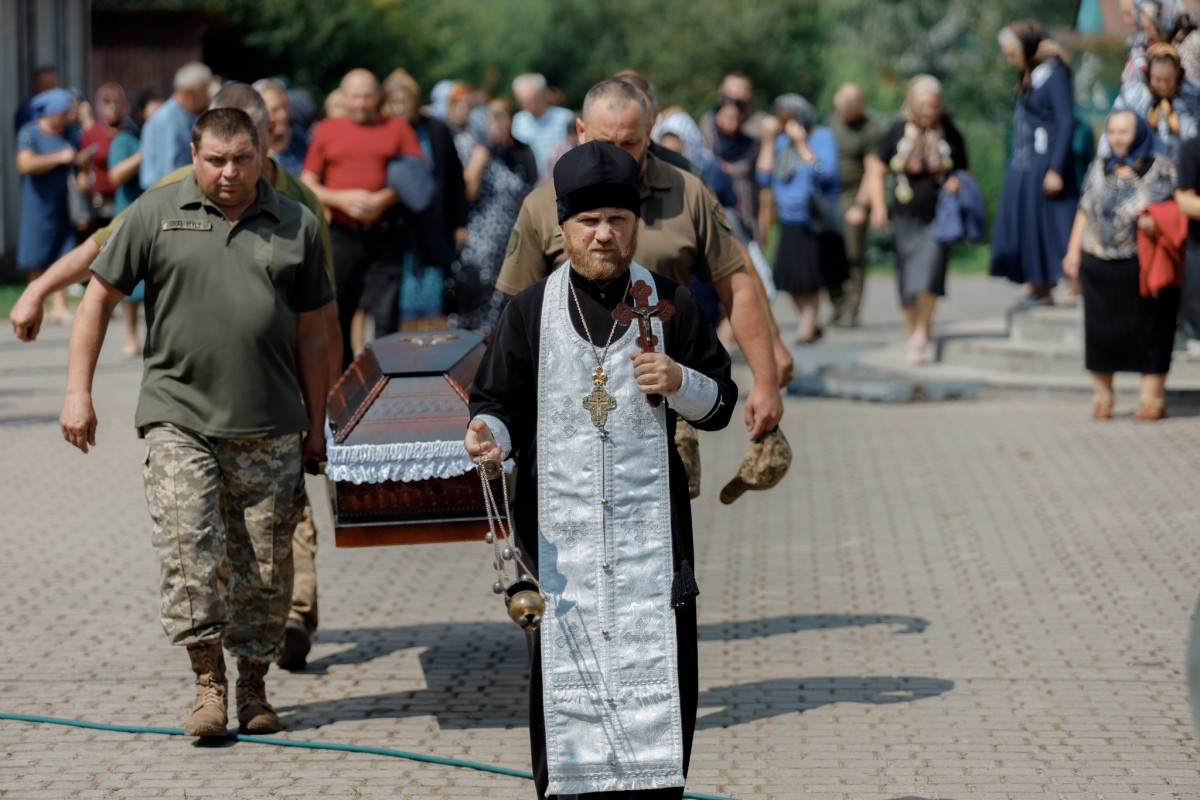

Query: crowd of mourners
[13,0,1200,418]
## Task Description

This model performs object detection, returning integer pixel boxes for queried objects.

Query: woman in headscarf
[653,108,739,329]
[1174,4,1200,80]
[1062,111,1178,419]
[756,94,842,344]
[865,75,970,364]
[1111,42,1200,162]
[709,93,761,243]
[991,20,1079,307]
[1125,0,1183,82]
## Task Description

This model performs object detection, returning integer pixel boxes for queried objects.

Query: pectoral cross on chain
[613,279,675,407]
[581,367,618,438]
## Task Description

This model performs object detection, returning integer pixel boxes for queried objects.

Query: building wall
[0,0,91,273]
[91,10,209,101]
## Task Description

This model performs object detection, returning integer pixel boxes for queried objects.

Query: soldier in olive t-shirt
[62,108,332,739]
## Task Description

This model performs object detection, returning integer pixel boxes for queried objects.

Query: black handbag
[804,192,841,237]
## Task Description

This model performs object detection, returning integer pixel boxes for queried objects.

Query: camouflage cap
[718,427,792,504]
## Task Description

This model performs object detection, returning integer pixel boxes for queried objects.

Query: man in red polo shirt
[303,68,423,367]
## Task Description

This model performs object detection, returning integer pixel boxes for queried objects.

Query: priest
[465,140,737,799]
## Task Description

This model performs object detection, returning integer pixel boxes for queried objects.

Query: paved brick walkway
[2,277,1198,799]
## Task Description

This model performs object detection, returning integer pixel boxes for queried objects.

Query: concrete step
[939,337,1083,376]
[855,334,1200,395]
[939,331,1200,381]
[1009,305,1084,346]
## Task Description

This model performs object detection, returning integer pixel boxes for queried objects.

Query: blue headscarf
[1105,112,1167,173]
[31,87,73,119]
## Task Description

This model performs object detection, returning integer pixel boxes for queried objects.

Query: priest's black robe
[469,266,737,800]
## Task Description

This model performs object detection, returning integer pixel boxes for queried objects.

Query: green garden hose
[0,712,737,800]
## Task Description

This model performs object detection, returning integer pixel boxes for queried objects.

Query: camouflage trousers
[214,495,320,636]
[143,423,305,661]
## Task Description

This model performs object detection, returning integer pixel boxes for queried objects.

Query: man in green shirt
[828,82,880,327]
[13,83,335,672]
[60,107,332,738]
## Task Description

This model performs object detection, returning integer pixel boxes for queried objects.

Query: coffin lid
[327,330,485,447]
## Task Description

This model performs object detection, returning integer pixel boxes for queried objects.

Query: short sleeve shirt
[109,130,143,214]
[91,175,333,438]
[302,114,423,226]
[495,150,744,295]
[829,115,881,193]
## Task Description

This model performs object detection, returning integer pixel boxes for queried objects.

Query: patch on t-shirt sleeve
[99,217,125,252]
[505,229,520,259]
[711,200,732,232]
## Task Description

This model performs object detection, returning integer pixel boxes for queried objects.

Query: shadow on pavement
[284,614,936,730]
[0,413,62,426]
[281,621,528,730]
[698,613,929,641]
[695,675,954,730]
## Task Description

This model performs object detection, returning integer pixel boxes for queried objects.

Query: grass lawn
[0,281,26,319]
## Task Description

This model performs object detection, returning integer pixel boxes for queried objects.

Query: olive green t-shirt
[92,174,334,438]
[828,115,881,195]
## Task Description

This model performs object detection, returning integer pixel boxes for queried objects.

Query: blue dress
[990,58,1079,286]
[15,122,75,271]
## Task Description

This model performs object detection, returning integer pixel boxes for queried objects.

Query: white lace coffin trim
[325,438,513,484]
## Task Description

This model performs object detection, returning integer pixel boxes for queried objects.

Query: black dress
[1080,253,1179,373]
[1077,155,1179,374]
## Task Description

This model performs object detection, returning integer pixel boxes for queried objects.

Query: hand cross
[613,279,676,407]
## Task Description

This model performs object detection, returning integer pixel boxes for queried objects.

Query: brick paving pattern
[2,276,1198,798]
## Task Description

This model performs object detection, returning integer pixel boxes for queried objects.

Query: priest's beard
[563,225,639,282]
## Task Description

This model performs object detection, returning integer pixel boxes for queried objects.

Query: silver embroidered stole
[536,262,684,794]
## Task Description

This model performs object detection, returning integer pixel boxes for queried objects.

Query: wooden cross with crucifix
[613,279,676,407]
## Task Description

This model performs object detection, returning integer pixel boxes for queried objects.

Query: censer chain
[477,461,544,597]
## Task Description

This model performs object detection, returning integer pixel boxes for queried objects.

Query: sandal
[1134,402,1166,420]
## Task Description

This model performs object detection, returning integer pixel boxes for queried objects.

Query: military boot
[184,641,228,737]
[236,657,281,734]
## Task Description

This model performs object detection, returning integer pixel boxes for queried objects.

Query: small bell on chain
[479,458,504,481]
[504,580,545,631]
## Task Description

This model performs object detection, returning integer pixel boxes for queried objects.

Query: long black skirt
[773,221,846,295]
[1080,252,1179,374]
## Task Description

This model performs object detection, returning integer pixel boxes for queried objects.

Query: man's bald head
[341,69,381,124]
[211,82,271,156]
[833,82,865,123]
[341,68,378,93]
[579,79,651,170]
[582,79,648,127]
[719,72,753,103]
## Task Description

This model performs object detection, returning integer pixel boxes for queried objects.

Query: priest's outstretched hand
[464,417,505,463]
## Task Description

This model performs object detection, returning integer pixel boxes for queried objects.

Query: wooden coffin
[325,330,492,547]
